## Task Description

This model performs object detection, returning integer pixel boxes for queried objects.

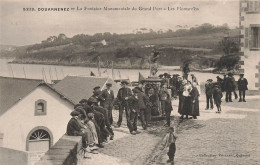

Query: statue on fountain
[150,49,160,77]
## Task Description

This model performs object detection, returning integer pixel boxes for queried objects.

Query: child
[161,127,177,164]
[213,84,223,113]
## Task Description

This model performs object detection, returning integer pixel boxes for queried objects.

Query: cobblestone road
[153,95,260,165]
[83,95,260,165]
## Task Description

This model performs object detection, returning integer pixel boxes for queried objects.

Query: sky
[0,0,240,46]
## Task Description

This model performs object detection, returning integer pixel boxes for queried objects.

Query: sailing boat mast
[112,61,115,80]
[98,56,101,77]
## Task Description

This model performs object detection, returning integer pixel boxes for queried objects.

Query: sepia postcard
[0,0,259,164]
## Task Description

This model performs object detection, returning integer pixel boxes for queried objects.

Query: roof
[53,76,120,104]
[0,77,74,116]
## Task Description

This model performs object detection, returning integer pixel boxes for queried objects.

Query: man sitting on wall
[66,111,98,156]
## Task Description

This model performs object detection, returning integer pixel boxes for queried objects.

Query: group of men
[205,73,248,113]
[66,83,116,156]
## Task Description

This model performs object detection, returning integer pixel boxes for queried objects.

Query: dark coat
[128,95,139,112]
[101,89,114,105]
[225,77,235,91]
[136,92,149,110]
[117,87,132,103]
[190,87,200,116]
[205,83,214,96]
[213,87,223,106]
[237,78,248,91]
[66,118,82,136]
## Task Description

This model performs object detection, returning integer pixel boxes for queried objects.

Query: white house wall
[0,86,73,151]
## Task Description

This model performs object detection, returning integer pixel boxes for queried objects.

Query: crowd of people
[66,70,248,161]
[206,73,248,113]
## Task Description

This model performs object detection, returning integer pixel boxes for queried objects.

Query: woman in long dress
[190,82,200,119]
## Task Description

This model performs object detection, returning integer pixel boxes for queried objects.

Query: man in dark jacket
[134,87,150,130]
[225,73,235,102]
[127,88,141,135]
[237,74,248,102]
[205,79,214,110]
[79,99,105,148]
[116,80,132,127]
[87,97,114,141]
[67,111,88,148]
[101,83,114,125]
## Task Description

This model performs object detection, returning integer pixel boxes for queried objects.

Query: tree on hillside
[219,37,239,56]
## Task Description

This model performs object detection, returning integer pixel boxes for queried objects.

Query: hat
[79,99,88,104]
[74,104,83,109]
[88,97,98,103]
[132,88,140,94]
[159,74,164,78]
[106,83,112,87]
[216,76,220,78]
[240,73,244,76]
[70,111,80,116]
[121,80,129,85]
[93,86,100,90]
[207,79,213,82]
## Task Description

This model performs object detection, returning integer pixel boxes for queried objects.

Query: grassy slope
[5,29,239,69]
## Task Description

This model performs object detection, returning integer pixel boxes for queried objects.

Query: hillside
[1,24,240,69]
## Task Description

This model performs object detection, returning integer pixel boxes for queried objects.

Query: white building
[0,77,74,153]
[239,0,260,90]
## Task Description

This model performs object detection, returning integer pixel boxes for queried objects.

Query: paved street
[83,95,260,165]
[153,95,260,165]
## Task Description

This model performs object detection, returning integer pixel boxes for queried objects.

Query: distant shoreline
[7,60,219,73]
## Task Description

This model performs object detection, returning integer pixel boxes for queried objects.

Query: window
[35,100,47,116]
[26,127,53,152]
[251,26,260,49]
[248,1,260,12]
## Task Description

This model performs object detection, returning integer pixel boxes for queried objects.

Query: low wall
[36,135,83,165]
[0,147,28,165]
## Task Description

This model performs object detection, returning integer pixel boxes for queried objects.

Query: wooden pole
[10,64,14,78]
[49,67,53,82]
[61,68,65,78]
[23,66,26,78]
[55,67,58,80]
[98,56,101,77]
[112,61,115,80]
[42,68,45,82]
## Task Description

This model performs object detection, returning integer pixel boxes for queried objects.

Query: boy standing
[161,127,177,164]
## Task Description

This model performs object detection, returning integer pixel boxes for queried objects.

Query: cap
[74,104,83,109]
[70,111,80,116]
[93,86,101,90]
[121,80,129,85]
[79,99,88,104]
[106,83,112,87]
[88,97,98,103]
[132,88,140,93]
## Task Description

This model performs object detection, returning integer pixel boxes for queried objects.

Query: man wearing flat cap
[90,86,105,106]
[116,80,132,127]
[101,83,115,125]
[67,111,89,150]
[88,97,115,142]
[237,74,248,102]
[205,79,214,110]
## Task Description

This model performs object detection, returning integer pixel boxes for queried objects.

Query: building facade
[239,0,260,90]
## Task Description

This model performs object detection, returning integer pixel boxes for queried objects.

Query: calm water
[0,59,235,83]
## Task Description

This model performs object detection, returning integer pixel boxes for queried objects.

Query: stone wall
[36,135,84,165]
[0,147,28,165]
